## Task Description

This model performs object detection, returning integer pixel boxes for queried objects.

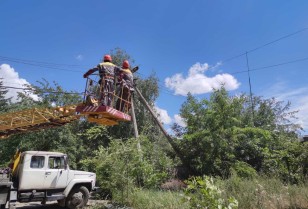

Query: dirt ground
[15,200,108,209]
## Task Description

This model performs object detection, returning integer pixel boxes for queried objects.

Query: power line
[0,55,87,68]
[0,57,84,73]
[247,27,308,54]
[231,56,308,75]
[2,85,83,95]
[221,27,308,63]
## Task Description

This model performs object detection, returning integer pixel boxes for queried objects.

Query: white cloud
[76,54,83,61]
[174,114,186,127]
[0,64,39,102]
[165,62,240,96]
[154,104,188,128]
[154,105,172,125]
[295,96,308,131]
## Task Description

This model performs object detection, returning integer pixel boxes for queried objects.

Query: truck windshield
[48,156,65,169]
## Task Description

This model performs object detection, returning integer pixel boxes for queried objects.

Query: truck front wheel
[66,186,90,209]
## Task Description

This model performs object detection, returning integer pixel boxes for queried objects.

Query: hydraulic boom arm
[0,105,78,139]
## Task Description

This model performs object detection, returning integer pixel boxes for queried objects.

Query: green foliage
[34,79,82,106]
[81,135,174,202]
[81,125,112,149]
[182,176,238,209]
[8,79,82,112]
[231,161,257,179]
[175,86,305,181]
[0,136,21,167]
[0,78,12,113]
[109,47,135,67]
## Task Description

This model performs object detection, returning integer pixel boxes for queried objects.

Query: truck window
[30,156,45,168]
[48,156,65,169]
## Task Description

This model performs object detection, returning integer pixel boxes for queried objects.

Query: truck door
[43,156,68,189]
[19,155,46,190]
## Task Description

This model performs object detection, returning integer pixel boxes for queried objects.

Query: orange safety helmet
[122,60,130,68]
[103,54,112,62]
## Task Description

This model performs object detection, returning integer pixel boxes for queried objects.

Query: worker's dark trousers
[100,79,114,106]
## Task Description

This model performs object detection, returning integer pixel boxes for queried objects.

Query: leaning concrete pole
[135,87,182,157]
[130,94,141,151]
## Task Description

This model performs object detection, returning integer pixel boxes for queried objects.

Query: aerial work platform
[76,75,132,126]
[75,104,131,126]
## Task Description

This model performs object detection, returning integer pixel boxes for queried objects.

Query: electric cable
[230,56,308,75]
[0,58,84,73]
[221,27,308,63]
[0,55,87,68]
[2,85,83,95]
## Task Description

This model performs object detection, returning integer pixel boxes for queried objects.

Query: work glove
[132,66,139,73]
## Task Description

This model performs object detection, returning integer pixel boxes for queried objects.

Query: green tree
[110,47,135,67]
[34,79,82,107]
[175,87,303,179]
[0,78,12,112]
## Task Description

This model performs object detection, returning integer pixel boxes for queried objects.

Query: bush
[231,161,257,179]
[182,176,238,209]
[81,135,174,203]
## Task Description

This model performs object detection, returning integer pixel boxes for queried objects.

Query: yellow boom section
[0,105,78,139]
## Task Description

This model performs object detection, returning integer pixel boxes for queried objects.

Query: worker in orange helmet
[116,60,136,112]
[83,54,121,106]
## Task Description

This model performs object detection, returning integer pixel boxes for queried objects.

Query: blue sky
[1,1,308,134]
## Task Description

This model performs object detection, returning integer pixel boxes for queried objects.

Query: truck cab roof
[21,151,66,156]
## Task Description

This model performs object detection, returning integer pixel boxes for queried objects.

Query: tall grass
[91,176,308,209]
[217,175,308,209]
[126,189,189,209]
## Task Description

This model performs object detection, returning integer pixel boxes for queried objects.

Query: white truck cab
[1,151,96,209]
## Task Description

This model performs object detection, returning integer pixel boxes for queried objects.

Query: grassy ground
[127,189,189,209]
[92,176,308,209]
[218,176,308,209]
[91,189,189,209]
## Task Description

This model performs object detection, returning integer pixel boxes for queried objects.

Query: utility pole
[135,87,182,157]
[130,94,140,151]
[245,52,254,125]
